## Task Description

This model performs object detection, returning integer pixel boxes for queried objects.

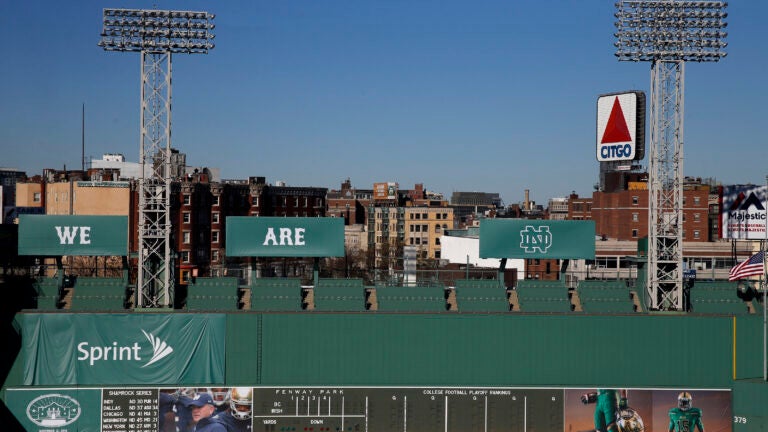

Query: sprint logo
[76,329,174,367]
[520,225,553,254]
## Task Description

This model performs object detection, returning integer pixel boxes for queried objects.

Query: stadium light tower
[99,8,215,308]
[614,1,727,310]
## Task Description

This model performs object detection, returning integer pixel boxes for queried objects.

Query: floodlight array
[614,1,727,62]
[98,8,215,54]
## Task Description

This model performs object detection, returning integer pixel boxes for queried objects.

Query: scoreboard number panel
[252,387,563,432]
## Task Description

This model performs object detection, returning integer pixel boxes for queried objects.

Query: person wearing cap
[185,392,227,432]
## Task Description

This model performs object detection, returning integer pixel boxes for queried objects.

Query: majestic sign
[479,220,596,259]
[373,182,398,200]
[596,91,645,162]
[18,215,128,256]
[721,185,767,239]
[20,313,225,386]
[226,217,344,257]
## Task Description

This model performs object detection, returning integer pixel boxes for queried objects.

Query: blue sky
[1,1,766,205]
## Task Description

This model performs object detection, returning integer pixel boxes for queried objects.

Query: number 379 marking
[733,416,747,424]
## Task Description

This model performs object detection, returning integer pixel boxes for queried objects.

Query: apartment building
[403,207,454,260]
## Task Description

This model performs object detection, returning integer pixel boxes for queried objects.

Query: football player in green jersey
[668,392,704,432]
[581,389,629,431]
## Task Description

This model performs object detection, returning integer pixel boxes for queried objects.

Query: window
[409,238,414,245]
[415,214,421,220]
[183,232,191,244]
[415,238,421,245]
[183,212,191,224]
[181,251,190,263]
[435,238,440,245]
[694,213,700,222]
[694,230,700,239]
[632,213,638,222]
[435,224,441,232]
[212,250,220,262]
[212,196,220,206]
[422,213,428,219]
[632,229,638,238]
[212,231,220,243]
[183,195,191,205]
[632,196,639,205]
[180,270,190,283]
[410,225,414,232]
[415,225,421,232]
[33,192,41,202]
[212,212,220,224]
[694,196,700,205]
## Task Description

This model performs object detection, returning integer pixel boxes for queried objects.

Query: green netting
[580,298,636,313]
[516,285,569,301]
[250,280,303,312]
[518,299,572,313]
[34,296,60,310]
[187,295,240,311]
[375,286,447,312]
[690,298,750,315]
[455,286,509,312]
[34,278,60,297]
[72,277,125,296]
[68,296,125,311]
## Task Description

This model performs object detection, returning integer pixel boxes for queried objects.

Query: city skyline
[1,1,766,204]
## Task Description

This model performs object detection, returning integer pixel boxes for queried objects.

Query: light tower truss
[614,1,726,310]
[99,8,215,308]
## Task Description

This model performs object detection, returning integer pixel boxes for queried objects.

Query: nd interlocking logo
[520,225,552,254]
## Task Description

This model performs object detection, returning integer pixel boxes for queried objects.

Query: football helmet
[177,387,197,398]
[230,387,253,420]
[206,387,232,407]
[617,407,645,432]
[678,392,692,411]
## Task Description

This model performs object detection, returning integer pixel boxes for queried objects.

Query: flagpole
[763,175,767,381]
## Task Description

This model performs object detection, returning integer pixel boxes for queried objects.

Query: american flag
[728,251,765,281]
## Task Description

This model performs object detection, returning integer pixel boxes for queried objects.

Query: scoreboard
[5,386,733,432]
[252,387,562,432]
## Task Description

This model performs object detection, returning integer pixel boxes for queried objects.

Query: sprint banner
[19,313,226,386]
[479,219,596,259]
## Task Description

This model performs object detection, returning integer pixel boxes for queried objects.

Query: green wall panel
[732,380,768,431]
[736,315,765,380]
[236,314,734,388]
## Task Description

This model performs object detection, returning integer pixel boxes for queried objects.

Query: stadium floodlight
[99,8,215,54]
[99,8,216,309]
[615,1,728,62]
[613,1,727,311]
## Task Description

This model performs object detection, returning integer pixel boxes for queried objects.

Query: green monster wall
[4,311,768,430]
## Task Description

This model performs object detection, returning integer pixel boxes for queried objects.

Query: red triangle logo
[600,97,632,144]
